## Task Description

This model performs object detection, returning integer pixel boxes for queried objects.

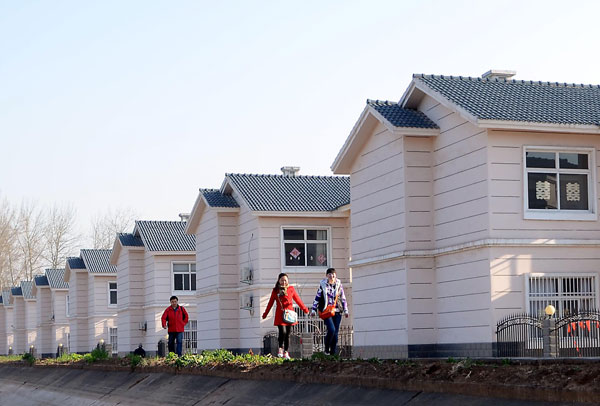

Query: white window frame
[109,327,118,354]
[171,261,196,295]
[523,146,597,221]
[107,281,117,307]
[66,295,70,317]
[280,226,332,272]
[525,273,599,318]
[183,320,197,354]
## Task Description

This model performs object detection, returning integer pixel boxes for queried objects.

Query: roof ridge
[227,173,347,179]
[414,73,600,88]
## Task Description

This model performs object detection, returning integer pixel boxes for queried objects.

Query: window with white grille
[108,282,117,306]
[527,274,598,317]
[524,147,596,220]
[183,320,197,354]
[282,227,330,268]
[66,295,70,317]
[109,327,118,354]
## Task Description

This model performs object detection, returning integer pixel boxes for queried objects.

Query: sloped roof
[226,173,350,212]
[367,100,438,128]
[34,274,49,287]
[66,256,86,269]
[414,74,600,126]
[201,189,239,208]
[118,233,144,247]
[46,268,68,290]
[20,280,34,299]
[81,249,117,273]
[135,221,196,252]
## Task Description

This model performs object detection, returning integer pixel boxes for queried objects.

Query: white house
[0,291,8,354]
[20,280,37,353]
[110,219,196,356]
[186,170,351,353]
[1,290,14,355]
[65,249,117,353]
[332,70,600,358]
[33,269,69,357]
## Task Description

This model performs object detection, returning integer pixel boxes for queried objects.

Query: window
[524,147,595,220]
[109,327,118,354]
[173,263,196,292]
[282,228,329,268]
[527,274,597,317]
[108,282,117,306]
[66,333,70,352]
[183,320,197,354]
[66,295,70,317]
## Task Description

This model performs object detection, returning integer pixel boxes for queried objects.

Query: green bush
[22,353,35,365]
[90,347,109,361]
[56,353,84,363]
[125,353,146,369]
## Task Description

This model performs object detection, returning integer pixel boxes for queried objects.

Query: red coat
[262,286,308,326]
[161,305,189,333]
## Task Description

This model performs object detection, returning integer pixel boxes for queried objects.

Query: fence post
[542,318,558,358]
[300,332,313,358]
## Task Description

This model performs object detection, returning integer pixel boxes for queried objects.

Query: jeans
[168,332,184,356]
[324,312,342,355]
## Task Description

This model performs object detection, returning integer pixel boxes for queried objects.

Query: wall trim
[350,238,600,268]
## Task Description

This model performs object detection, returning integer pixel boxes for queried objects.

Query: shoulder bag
[318,287,339,320]
[277,294,297,324]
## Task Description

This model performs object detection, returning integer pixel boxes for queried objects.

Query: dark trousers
[324,312,342,355]
[277,325,292,351]
[168,332,184,356]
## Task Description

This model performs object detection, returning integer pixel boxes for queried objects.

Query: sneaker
[277,348,284,358]
[283,351,291,360]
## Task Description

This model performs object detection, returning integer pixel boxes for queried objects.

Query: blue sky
[1,0,599,240]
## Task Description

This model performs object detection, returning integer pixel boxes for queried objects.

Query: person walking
[310,268,349,356]
[161,295,189,356]
[262,273,309,359]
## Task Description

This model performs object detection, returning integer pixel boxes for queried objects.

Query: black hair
[169,295,178,302]
[326,268,336,275]
[274,273,289,290]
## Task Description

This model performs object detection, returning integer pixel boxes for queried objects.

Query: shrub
[22,353,35,366]
[126,354,146,369]
[90,347,109,362]
[56,353,84,363]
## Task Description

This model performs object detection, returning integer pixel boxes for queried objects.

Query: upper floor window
[173,262,196,292]
[108,282,117,306]
[66,295,70,317]
[282,228,329,268]
[524,147,596,220]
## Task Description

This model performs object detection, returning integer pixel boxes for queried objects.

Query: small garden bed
[3,350,600,403]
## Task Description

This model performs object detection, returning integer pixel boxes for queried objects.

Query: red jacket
[262,286,308,326]
[161,305,189,333]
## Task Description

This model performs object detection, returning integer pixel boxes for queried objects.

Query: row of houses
[2,70,600,358]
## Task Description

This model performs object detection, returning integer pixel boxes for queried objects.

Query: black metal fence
[496,313,543,357]
[497,309,600,358]
[552,310,600,357]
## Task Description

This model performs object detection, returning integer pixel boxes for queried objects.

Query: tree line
[0,194,136,289]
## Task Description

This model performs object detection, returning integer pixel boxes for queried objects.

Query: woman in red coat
[262,273,309,359]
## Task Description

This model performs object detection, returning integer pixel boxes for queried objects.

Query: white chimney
[481,69,516,80]
[281,166,300,177]
[178,213,190,222]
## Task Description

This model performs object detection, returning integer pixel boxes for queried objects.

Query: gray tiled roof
[367,100,439,128]
[11,287,22,296]
[34,274,49,287]
[201,189,240,208]
[21,280,34,299]
[415,74,600,126]
[118,233,144,247]
[67,256,86,269]
[81,249,117,274]
[135,221,196,252]
[46,268,68,290]
[226,173,350,212]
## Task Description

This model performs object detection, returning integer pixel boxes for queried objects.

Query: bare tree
[0,196,19,289]
[90,207,137,249]
[16,200,46,281]
[43,203,80,269]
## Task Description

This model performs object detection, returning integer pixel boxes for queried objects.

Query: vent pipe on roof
[281,166,300,177]
[482,69,516,80]
[178,213,190,222]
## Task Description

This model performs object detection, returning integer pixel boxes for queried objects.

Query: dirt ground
[22,356,600,403]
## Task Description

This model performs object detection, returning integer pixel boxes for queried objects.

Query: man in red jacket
[161,296,189,356]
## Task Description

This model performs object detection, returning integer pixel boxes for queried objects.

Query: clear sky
[1,0,599,241]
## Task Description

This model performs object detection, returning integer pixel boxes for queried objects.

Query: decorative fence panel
[552,310,600,357]
[496,313,543,358]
